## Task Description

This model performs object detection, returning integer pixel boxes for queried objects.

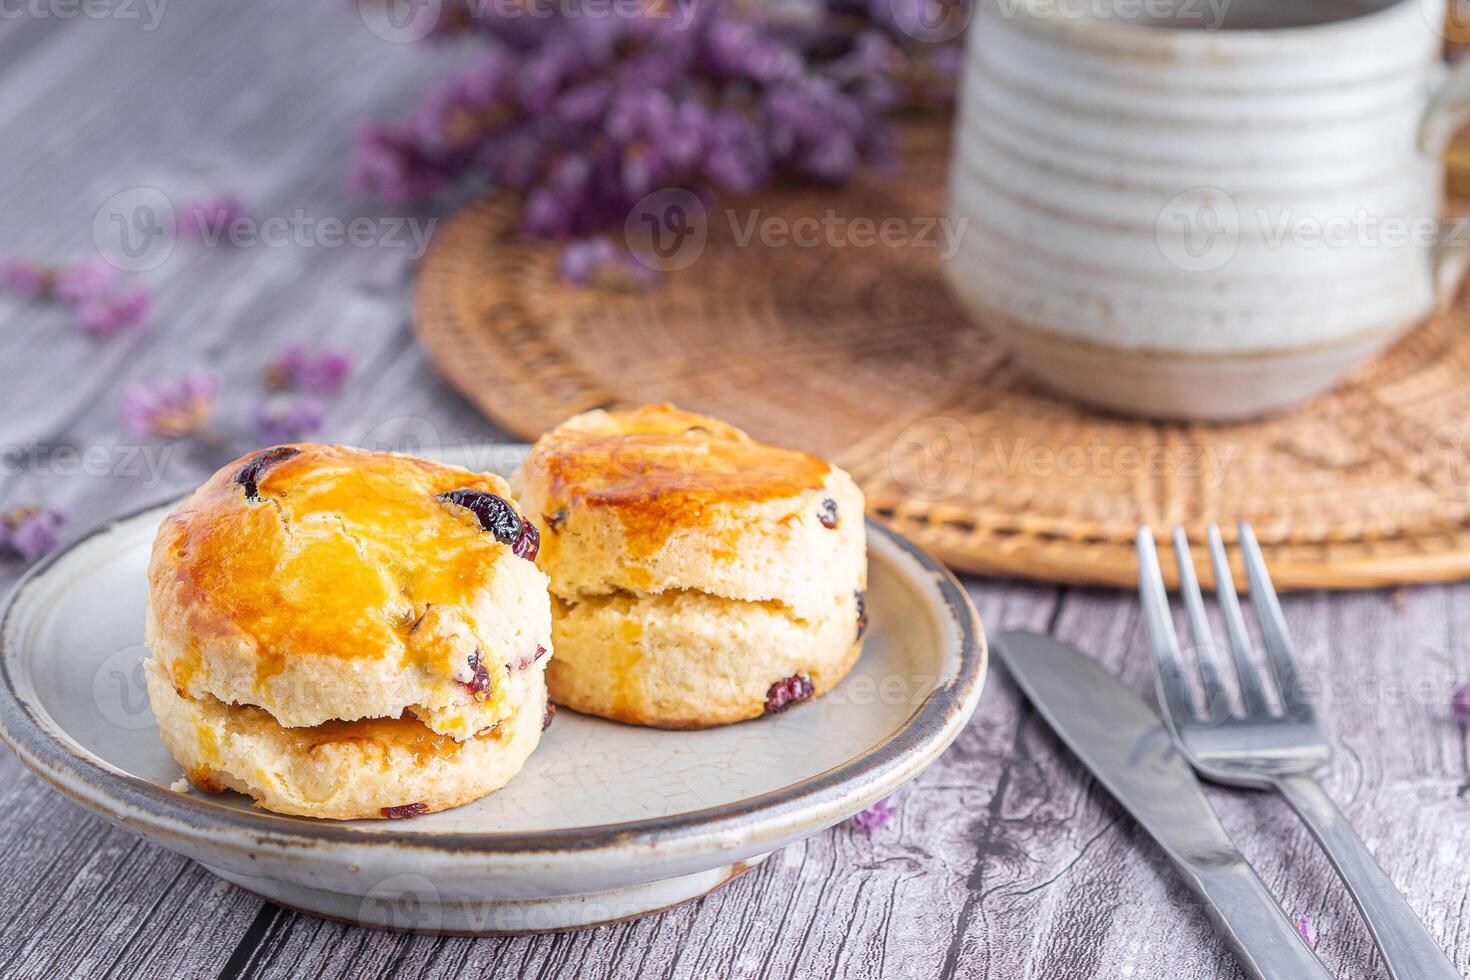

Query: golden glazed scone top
[516,404,867,617]
[147,444,553,731]
[522,404,834,556]
[153,444,524,668]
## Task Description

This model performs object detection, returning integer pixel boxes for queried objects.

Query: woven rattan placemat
[414,129,1470,590]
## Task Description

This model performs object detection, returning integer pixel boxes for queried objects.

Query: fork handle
[1175,857,1335,980]
[1272,773,1463,980]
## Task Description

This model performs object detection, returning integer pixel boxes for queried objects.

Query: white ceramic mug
[945,0,1470,421]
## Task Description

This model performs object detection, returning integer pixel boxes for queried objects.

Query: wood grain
[0,4,1465,978]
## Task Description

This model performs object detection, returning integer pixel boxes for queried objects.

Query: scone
[144,444,553,819]
[514,404,867,728]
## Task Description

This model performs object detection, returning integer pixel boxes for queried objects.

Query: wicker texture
[414,129,1470,590]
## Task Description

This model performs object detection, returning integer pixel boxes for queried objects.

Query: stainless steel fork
[1136,523,1461,980]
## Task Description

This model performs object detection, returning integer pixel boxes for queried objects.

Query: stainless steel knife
[993,630,1334,980]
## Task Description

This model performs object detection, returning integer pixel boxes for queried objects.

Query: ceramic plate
[0,445,986,934]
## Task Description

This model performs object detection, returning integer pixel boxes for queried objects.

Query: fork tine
[1205,523,1274,716]
[1237,522,1313,719]
[1134,526,1200,724]
[1171,526,1231,720]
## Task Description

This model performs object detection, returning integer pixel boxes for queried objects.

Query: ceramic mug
[945,0,1470,421]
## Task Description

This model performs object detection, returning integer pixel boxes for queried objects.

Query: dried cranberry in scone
[232,446,300,501]
[440,488,540,563]
[764,674,815,715]
[465,650,492,701]
[380,802,429,819]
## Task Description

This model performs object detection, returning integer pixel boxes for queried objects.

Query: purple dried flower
[347,124,455,203]
[851,797,897,834]
[1453,683,1470,723]
[522,186,576,239]
[178,193,247,242]
[558,236,658,289]
[347,2,928,244]
[75,286,150,338]
[0,256,53,299]
[0,254,148,337]
[264,345,351,394]
[54,256,120,309]
[253,394,328,442]
[703,110,770,194]
[706,20,804,83]
[121,370,220,439]
[0,507,65,563]
[1296,914,1318,949]
[51,256,150,337]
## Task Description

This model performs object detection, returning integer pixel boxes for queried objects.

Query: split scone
[144,444,553,819]
[514,404,868,728]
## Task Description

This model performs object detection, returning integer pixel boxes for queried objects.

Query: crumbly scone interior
[147,657,548,818]
[149,651,543,767]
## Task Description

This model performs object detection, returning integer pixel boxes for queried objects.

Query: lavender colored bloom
[0,256,53,299]
[51,256,151,337]
[265,345,351,394]
[850,797,897,834]
[178,193,247,241]
[54,256,120,309]
[1296,914,1318,949]
[121,370,220,439]
[347,124,455,203]
[0,507,65,563]
[75,286,150,338]
[347,0,929,244]
[1453,683,1470,723]
[254,394,328,442]
[558,236,657,289]
[522,187,575,238]
[705,20,803,83]
[415,52,514,150]
[556,79,612,129]
[702,110,769,194]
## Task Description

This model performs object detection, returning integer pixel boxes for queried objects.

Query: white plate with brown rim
[0,444,986,934]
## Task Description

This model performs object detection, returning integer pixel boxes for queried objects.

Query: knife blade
[993,630,1333,980]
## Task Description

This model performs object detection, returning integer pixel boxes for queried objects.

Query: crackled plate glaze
[0,445,985,934]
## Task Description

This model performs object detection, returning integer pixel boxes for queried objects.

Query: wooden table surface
[1,4,1467,977]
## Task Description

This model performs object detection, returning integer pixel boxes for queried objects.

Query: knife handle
[1174,854,1335,980]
